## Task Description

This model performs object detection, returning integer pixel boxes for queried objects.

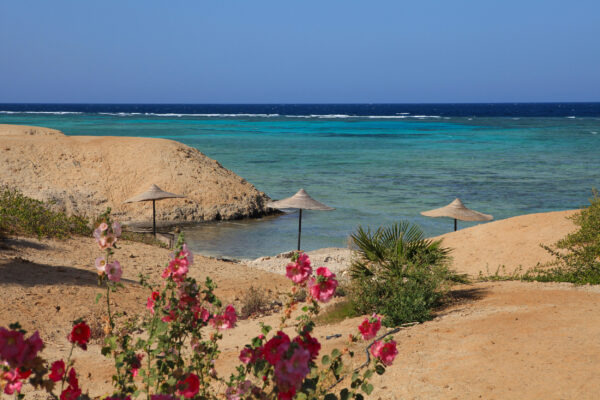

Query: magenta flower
[209,305,237,330]
[285,253,312,284]
[177,373,200,398]
[106,261,123,282]
[146,291,160,314]
[2,368,30,395]
[308,267,338,302]
[358,314,382,340]
[370,339,398,366]
[49,360,66,382]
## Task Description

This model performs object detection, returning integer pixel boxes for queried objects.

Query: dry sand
[1,207,597,399]
[0,124,271,224]
[246,209,579,279]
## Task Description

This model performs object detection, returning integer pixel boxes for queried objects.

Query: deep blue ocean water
[1,103,599,259]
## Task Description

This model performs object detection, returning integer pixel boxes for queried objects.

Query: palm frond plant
[348,221,455,326]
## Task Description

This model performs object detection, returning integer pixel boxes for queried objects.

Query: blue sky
[1,1,598,103]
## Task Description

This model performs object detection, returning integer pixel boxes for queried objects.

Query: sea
[1,103,599,259]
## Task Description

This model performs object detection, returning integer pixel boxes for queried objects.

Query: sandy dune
[0,124,271,224]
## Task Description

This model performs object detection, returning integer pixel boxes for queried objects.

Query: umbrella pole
[454,218,457,232]
[153,200,156,236]
[298,209,302,251]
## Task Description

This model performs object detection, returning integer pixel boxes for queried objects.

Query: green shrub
[348,221,454,326]
[0,186,90,239]
[523,190,600,284]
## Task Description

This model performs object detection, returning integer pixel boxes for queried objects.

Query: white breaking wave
[566,116,576,119]
[0,111,83,115]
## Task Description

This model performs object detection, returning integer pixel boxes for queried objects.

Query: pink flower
[161,309,178,323]
[179,243,194,265]
[3,368,31,395]
[106,261,123,282]
[209,305,237,330]
[99,222,109,232]
[274,346,311,396]
[177,373,200,398]
[370,339,398,366]
[161,258,189,281]
[49,359,66,382]
[285,253,312,284]
[192,305,210,322]
[146,291,160,314]
[95,256,107,274]
[68,322,91,350]
[308,267,338,303]
[239,347,258,364]
[263,331,290,365]
[112,221,122,237]
[358,314,382,340]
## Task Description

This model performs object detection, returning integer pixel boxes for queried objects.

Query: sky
[1,0,599,103]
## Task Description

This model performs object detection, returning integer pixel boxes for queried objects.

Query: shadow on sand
[0,257,137,287]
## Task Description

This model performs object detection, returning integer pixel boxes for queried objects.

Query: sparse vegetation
[348,221,457,326]
[239,285,274,318]
[0,186,90,239]
[522,190,600,284]
[315,300,356,325]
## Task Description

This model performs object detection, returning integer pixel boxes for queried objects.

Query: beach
[3,206,600,399]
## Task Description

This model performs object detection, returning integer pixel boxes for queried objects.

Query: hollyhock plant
[49,359,66,382]
[358,314,382,340]
[273,345,311,392]
[285,252,312,284]
[68,322,91,350]
[106,261,123,282]
[370,339,398,366]
[308,266,338,302]
[161,258,189,281]
[177,373,200,398]
[2,368,31,395]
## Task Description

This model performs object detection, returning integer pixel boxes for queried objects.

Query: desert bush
[0,186,91,239]
[523,190,600,284]
[239,285,273,318]
[348,221,454,326]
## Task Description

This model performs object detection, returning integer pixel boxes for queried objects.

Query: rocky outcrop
[0,124,271,224]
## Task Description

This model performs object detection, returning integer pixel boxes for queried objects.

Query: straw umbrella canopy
[267,188,334,251]
[421,198,493,231]
[124,184,185,236]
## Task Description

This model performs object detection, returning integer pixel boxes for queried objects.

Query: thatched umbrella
[421,198,493,231]
[267,189,334,251]
[124,184,185,236]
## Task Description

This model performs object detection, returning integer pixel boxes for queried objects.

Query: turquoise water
[2,110,599,259]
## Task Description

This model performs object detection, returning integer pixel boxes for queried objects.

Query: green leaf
[324,395,338,400]
[296,393,308,400]
[363,369,373,379]
[322,355,331,366]
[95,293,102,304]
[340,388,350,400]
[375,364,385,375]
[331,348,341,358]
[361,383,374,395]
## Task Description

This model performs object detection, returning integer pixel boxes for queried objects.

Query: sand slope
[436,209,579,276]
[0,124,271,223]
